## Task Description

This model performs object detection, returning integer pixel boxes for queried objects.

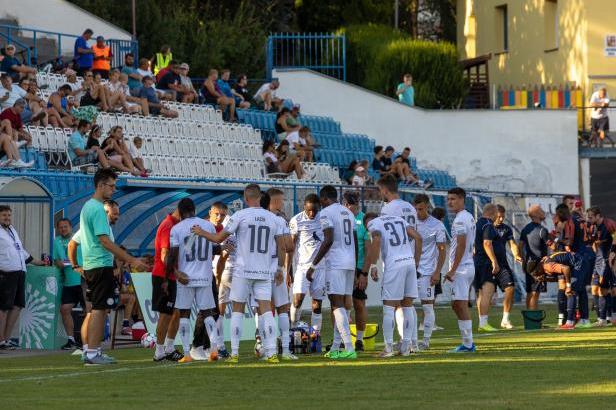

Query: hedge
[340,24,466,108]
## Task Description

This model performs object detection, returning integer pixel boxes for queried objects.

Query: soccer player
[342,191,371,351]
[266,188,298,361]
[445,187,477,353]
[289,194,325,332]
[167,198,221,363]
[306,185,357,359]
[364,211,422,357]
[376,174,422,351]
[78,169,148,365]
[473,204,500,332]
[519,205,549,310]
[151,205,183,362]
[412,194,446,350]
[493,205,522,329]
[192,184,286,363]
[586,207,613,326]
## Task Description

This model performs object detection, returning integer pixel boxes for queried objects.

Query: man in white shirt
[589,88,613,147]
[412,194,447,350]
[167,198,221,363]
[445,187,477,353]
[289,194,325,332]
[192,184,286,363]
[253,79,283,111]
[0,205,45,349]
[364,212,420,357]
[306,185,357,359]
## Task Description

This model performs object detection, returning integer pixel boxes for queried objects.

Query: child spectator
[128,136,149,174]
[352,166,367,187]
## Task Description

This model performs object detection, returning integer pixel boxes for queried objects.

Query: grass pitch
[1,305,615,409]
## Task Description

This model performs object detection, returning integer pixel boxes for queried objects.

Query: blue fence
[266,33,346,81]
[0,24,138,68]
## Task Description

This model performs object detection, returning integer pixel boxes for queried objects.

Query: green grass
[2,305,616,409]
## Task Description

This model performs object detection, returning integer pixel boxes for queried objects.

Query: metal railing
[266,33,346,81]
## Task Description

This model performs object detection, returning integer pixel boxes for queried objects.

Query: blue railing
[266,33,346,81]
[0,24,138,68]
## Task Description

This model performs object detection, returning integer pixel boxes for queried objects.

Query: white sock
[422,304,435,342]
[68,336,75,342]
[83,343,88,352]
[409,306,418,345]
[383,305,395,349]
[254,311,260,330]
[565,320,574,326]
[204,316,219,350]
[458,320,473,348]
[216,316,225,349]
[402,307,415,344]
[290,303,301,324]
[155,343,165,358]
[278,313,290,354]
[258,314,265,340]
[333,308,354,352]
[395,307,404,339]
[311,312,322,332]
[356,330,364,342]
[179,318,191,354]
[86,348,98,359]
[261,311,277,357]
[479,315,488,327]
[558,313,565,324]
[230,312,243,355]
[164,336,175,353]
[502,311,510,323]
[332,323,342,350]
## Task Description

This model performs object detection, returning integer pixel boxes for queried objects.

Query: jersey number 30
[185,236,210,262]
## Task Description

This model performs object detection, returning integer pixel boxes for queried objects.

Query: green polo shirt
[355,211,370,270]
[53,235,83,286]
[79,198,113,270]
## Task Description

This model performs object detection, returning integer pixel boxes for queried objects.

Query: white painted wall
[0,0,131,53]
[275,69,580,195]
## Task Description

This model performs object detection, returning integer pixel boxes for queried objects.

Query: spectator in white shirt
[254,78,283,111]
[0,205,45,349]
[105,69,137,113]
[589,88,613,147]
[352,166,367,187]
[128,136,148,174]
[262,140,281,174]
[286,126,314,162]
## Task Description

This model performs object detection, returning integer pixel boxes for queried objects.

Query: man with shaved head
[473,204,500,332]
[519,205,549,309]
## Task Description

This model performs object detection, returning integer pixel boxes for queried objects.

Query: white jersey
[219,216,237,272]
[289,211,323,266]
[223,207,284,280]
[319,203,356,270]
[416,215,447,276]
[170,217,215,287]
[381,198,417,229]
[450,209,476,269]
[367,215,413,271]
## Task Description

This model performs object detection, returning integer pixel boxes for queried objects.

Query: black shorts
[352,269,368,300]
[151,275,177,314]
[494,263,515,291]
[61,284,84,306]
[592,117,609,132]
[84,267,116,310]
[0,270,25,310]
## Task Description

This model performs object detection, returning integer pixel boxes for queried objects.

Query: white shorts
[381,264,418,301]
[218,271,232,305]
[418,275,435,301]
[451,264,475,301]
[325,269,354,296]
[292,264,326,300]
[230,276,271,303]
[272,280,290,308]
[175,285,216,310]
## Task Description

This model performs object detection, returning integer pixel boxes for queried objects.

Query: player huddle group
[148,174,489,363]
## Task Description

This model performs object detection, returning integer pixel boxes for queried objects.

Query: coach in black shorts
[519,205,549,309]
[0,205,45,350]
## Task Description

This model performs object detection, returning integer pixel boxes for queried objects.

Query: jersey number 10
[248,224,270,254]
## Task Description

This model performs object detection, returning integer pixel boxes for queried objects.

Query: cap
[385,146,394,152]
[292,104,300,110]
[96,36,105,41]
[356,166,365,172]
[5,44,15,50]
[179,63,189,70]
[14,98,26,106]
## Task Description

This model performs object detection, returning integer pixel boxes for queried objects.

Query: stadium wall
[274,69,579,195]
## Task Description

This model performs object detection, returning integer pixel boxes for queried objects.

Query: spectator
[372,145,388,176]
[65,69,82,98]
[396,73,415,107]
[119,73,149,116]
[156,61,183,102]
[382,146,395,174]
[286,126,314,162]
[79,70,109,112]
[254,78,283,111]
[0,74,23,111]
[276,139,305,179]
[136,58,154,79]
[287,104,301,128]
[393,147,433,188]
[590,87,613,147]
[0,205,45,350]
[359,159,374,185]
[276,107,299,140]
[91,36,112,79]
[0,131,34,168]
[19,78,48,126]
[74,29,94,76]
[138,76,178,118]
[121,53,143,95]
[128,136,149,174]
[151,45,172,76]
[262,140,281,174]
[201,69,236,121]
[101,126,145,176]
[351,166,367,187]
[177,63,197,104]
[217,69,234,100]
[343,160,358,184]
[86,124,103,150]
[0,99,32,146]
[105,69,136,113]
[232,73,251,109]
[0,44,36,81]
[47,84,76,128]
[68,120,116,169]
